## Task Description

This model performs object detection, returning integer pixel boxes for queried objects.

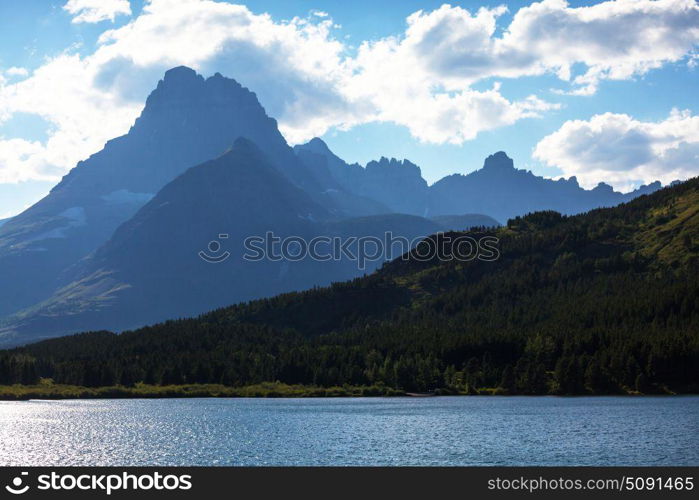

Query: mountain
[3,177,696,394]
[294,137,365,190]
[0,68,386,320]
[362,158,428,215]
[427,151,663,223]
[0,67,306,318]
[0,139,326,339]
[295,139,428,215]
[0,140,445,345]
[295,142,664,224]
[291,141,391,217]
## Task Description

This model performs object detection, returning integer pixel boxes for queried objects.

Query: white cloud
[0,0,697,184]
[63,0,132,24]
[5,67,28,78]
[355,0,699,94]
[506,0,699,93]
[345,0,698,141]
[346,5,559,144]
[0,53,143,183]
[0,135,75,183]
[533,109,699,191]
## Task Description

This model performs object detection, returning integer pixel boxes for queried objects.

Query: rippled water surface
[1,396,697,466]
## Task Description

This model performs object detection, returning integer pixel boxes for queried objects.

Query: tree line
[1,178,697,395]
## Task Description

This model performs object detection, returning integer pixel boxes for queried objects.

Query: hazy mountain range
[294,138,664,223]
[0,67,669,346]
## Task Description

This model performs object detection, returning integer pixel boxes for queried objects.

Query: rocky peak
[482,151,515,171]
[366,157,423,179]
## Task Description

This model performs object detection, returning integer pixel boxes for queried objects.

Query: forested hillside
[1,178,698,395]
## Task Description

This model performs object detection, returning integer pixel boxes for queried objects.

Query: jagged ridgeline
[1,177,697,395]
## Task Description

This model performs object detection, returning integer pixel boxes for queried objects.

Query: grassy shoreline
[0,381,686,400]
[0,382,408,400]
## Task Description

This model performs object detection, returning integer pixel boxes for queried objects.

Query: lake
[1,396,697,466]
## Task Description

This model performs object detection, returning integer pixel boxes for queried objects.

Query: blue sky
[1,0,698,218]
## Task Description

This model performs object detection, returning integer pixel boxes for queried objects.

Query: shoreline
[0,382,688,401]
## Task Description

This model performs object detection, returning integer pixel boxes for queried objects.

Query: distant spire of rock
[482,151,514,170]
[593,182,614,193]
[366,157,422,177]
[162,65,201,82]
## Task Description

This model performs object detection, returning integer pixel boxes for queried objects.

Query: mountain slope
[3,177,697,394]
[0,67,398,321]
[0,139,327,341]
[292,143,391,217]
[0,140,447,345]
[0,67,310,318]
[295,139,428,215]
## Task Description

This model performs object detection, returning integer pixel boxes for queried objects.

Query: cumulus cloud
[0,53,144,183]
[375,0,699,94]
[63,0,132,24]
[1,0,698,185]
[347,6,559,143]
[533,109,699,191]
[5,67,28,78]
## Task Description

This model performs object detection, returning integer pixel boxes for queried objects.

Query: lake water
[1,396,697,466]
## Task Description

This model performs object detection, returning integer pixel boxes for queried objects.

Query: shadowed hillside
[1,177,697,395]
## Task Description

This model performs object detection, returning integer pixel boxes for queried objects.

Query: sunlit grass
[0,380,404,400]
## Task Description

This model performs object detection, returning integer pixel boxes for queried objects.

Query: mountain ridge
[294,139,667,223]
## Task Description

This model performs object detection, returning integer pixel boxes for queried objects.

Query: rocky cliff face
[295,139,428,216]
